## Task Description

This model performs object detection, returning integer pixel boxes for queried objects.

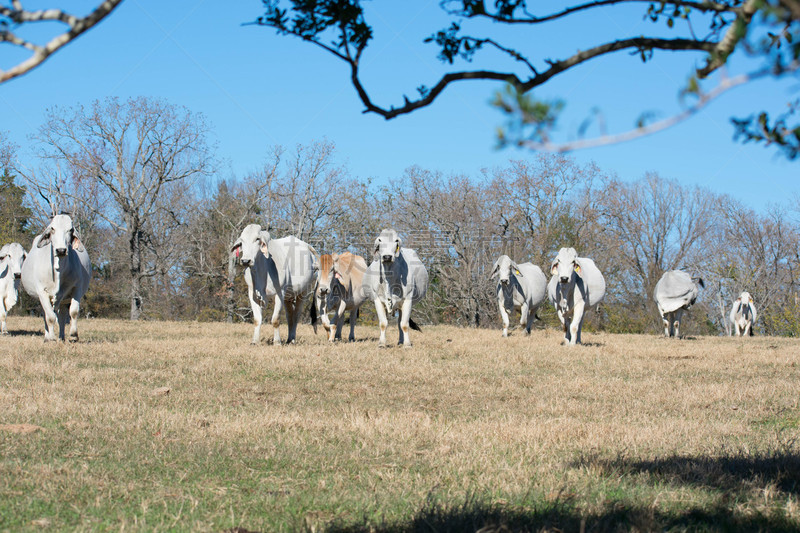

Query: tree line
[1,97,799,336]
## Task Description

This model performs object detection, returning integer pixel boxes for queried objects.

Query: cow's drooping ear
[37,227,53,248]
[258,230,271,254]
[512,261,523,277]
[373,237,381,258]
[394,238,401,257]
[0,245,8,260]
[71,230,86,253]
[573,260,582,277]
[550,261,558,276]
[489,260,500,279]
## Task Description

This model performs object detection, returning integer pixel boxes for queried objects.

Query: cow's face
[316,254,335,298]
[232,224,270,266]
[551,247,579,284]
[374,229,401,264]
[37,214,77,257]
[0,243,27,279]
[736,291,753,317]
[491,255,521,286]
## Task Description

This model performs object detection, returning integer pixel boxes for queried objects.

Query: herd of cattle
[0,214,759,344]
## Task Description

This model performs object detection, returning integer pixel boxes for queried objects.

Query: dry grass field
[1,316,799,532]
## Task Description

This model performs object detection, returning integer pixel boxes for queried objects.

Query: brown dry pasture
[1,317,799,532]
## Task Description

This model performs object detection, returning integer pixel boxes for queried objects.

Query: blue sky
[1,1,797,211]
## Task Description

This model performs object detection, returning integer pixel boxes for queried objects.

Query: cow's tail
[310,296,318,334]
[409,317,422,332]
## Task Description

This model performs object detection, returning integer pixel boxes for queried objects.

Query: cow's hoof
[378,342,387,348]
[68,335,79,343]
[0,330,8,336]
[403,343,413,349]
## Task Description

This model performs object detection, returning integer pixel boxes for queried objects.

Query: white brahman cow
[547,247,606,346]
[729,291,757,337]
[312,252,368,342]
[364,229,428,348]
[490,254,547,337]
[231,224,317,345]
[21,214,91,342]
[0,243,26,334]
[653,270,704,338]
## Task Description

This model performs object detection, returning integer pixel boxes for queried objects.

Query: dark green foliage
[0,171,33,246]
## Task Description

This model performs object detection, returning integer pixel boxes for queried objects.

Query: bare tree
[488,155,601,269]
[389,167,498,326]
[596,173,716,330]
[28,97,214,320]
[1,1,124,83]
[184,156,279,322]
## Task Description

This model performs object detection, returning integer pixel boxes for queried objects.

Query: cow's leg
[557,308,569,344]
[524,305,536,335]
[248,295,263,345]
[348,306,358,342]
[37,292,58,342]
[662,314,670,337]
[284,296,298,344]
[568,302,585,346]
[744,321,751,337]
[333,299,347,342]
[68,298,80,341]
[0,300,7,335]
[57,303,69,342]
[673,309,683,339]
[270,295,283,345]
[519,302,529,329]
[398,299,413,348]
[499,300,510,337]
[374,298,388,347]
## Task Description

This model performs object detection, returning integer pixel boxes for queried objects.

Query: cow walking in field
[364,229,428,348]
[231,224,317,345]
[0,243,26,334]
[730,291,757,337]
[490,254,547,337]
[547,247,606,346]
[21,214,91,342]
[653,270,704,338]
[312,252,368,342]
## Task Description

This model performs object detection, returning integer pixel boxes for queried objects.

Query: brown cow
[312,252,368,341]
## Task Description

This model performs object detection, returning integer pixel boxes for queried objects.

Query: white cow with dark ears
[363,229,428,348]
[0,243,26,334]
[21,214,91,342]
[547,247,606,346]
[490,254,547,337]
[730,291,757,337]
[231,224,317,345]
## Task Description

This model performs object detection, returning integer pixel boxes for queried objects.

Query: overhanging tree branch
[0,0,124,83]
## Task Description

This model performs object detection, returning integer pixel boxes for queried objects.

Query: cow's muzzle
[13,273,21,279]
[381,254,393,263]
[500,278,509,285]
[559,276,570,284]
[55,247,67,257]
[240,258,252,267]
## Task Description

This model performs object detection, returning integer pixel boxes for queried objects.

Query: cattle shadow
[4,329,41,337]
[320,493,800,532]
[571,447,800,496]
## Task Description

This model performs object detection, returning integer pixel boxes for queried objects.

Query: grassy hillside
[1,317,799,531]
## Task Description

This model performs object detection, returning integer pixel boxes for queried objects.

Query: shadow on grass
[321,496,800,533]
[5,329,41,337]
[318,448,800,532]
[573,448,800,496]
